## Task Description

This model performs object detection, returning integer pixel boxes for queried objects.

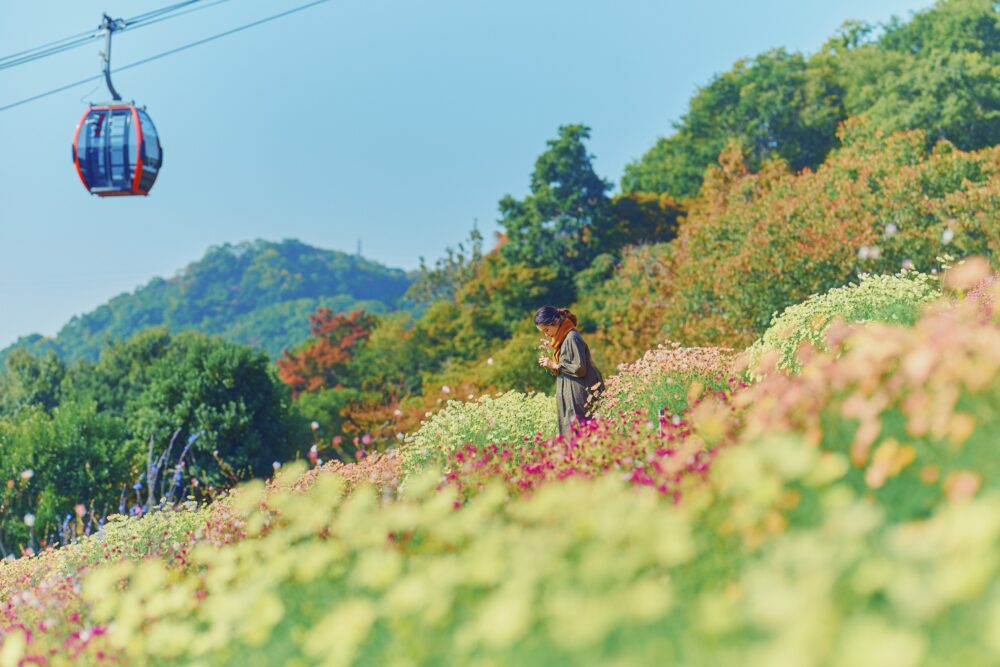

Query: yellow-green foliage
[400,390,556,478]
[742,270,941,377]
[75,469,695,666]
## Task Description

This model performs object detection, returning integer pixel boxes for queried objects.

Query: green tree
[623,1,1000,199]
[62,327,173,417]
[64,328,306,489]
[622,49,844,197]
[408,227,484,306]
[0,349,66,417]
[129,331,305,488]
[0,400,131,554]
[839,0,1000,151]
[499,124,614,299]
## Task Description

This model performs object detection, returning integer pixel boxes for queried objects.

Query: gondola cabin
[72,105,162,196]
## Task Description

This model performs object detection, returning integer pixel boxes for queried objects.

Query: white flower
[942,228,955,244]
[393,408,403,418]
[857,245,882,260]
[884,223,898,238]
[310,421,320,431]
[901,258,915,271]
[486,357,494,365]
[23,513,35,527]
[272,461,281,470]
[441,385,451,394]
[396,432,405,440]
[20,469,33,482]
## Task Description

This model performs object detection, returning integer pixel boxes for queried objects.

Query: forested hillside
[0,239,412,363]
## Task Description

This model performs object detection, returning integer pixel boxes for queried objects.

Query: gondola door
[106,109,133,192]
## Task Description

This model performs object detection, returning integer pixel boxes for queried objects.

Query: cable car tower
[72,14,163,196]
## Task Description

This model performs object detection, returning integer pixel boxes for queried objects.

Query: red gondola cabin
[72,105,162,196]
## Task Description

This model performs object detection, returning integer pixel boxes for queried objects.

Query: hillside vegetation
[0,262,996,665]
[1,239,412,363]
[623,0,1000,197]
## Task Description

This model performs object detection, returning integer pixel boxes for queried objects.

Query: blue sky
[0,0,932,349]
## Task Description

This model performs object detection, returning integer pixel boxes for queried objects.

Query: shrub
[0,400,133,555]
[595,341,736,420]
[442,380,744,502]
[656,123,1000,350]
[732,261,1000,524]
[400,390,556,479]
[741,269,941,376]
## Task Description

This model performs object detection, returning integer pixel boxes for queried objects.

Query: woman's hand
[538,356,557,371]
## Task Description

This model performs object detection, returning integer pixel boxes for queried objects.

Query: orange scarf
[550,316,576,370]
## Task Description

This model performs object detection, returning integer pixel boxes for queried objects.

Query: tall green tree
[499,124,614,300]
[64,328,306,488]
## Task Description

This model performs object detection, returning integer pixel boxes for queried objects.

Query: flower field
[0,262,998,666]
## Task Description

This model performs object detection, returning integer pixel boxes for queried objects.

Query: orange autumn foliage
[277,308,376,399]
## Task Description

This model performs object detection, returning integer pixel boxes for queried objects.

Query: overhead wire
[122,0,205,25]
[0,35,101,72]
[121,0,235,32]
[0,0,332,113]
[0,0,230,73]
[0,29,98,66]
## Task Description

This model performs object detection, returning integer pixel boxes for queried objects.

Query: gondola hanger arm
[98,14,127,102]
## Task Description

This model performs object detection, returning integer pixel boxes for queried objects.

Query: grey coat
[555,329,604,438]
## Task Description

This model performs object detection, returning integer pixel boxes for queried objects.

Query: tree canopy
[623,0,1000,199]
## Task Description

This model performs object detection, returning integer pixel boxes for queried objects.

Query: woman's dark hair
[534,306,577,326]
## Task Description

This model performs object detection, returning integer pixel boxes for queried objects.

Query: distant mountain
[2,239,414,363]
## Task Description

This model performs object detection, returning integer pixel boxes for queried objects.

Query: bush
[654,123,1000,350]
[595,341,736,421]
[0,400,133,555]
[741,269,941,376]
[733,261,1000,524]
[400,390,556,479]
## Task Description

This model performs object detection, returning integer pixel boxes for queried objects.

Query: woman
[535,306,604,438]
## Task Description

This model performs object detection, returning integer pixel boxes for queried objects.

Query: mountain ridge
[1,238,413,363]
